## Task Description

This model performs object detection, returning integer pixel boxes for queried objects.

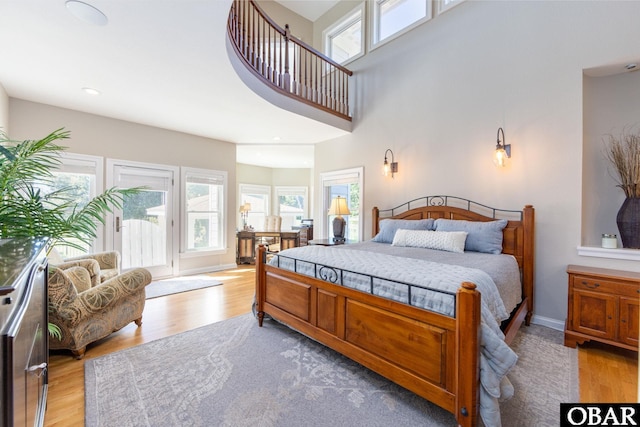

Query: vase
[616,197,640,249]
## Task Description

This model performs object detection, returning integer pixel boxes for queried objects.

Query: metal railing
[227,0,353,120]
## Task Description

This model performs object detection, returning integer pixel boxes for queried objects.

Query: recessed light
[82,87,101,96]
[273,136,281,141]
[65,1,108,26]
[625,63,637,70]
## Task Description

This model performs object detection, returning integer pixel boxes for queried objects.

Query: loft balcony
[226,0,353,132]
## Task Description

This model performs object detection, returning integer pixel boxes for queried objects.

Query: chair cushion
[48,268,78,307]
[100,269,119,282]
[64,266,93,293]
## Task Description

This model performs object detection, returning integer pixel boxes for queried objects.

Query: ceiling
[0,0,344,168]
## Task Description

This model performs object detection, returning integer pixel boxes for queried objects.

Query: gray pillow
[372,218,435,243]
[434,218,508,254]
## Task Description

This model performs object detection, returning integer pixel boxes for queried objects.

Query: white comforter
[269,245,519,427]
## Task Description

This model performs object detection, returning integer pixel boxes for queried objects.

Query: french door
[107,160,178,278]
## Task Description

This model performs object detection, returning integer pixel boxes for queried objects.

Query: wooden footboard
[255,245,481,427]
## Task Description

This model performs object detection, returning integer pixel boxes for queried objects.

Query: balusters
[228,0,352,119]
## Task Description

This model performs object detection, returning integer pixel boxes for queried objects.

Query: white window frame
[181,167,228,256]
[370,0,432,50]
[274,186,309,230]
[323,2,366,66]
[54,152,104,254]
[319,167,364,241]
[437,0,465,15]
[239,183,271,231]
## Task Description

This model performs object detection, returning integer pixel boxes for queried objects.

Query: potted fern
[0,128,141,337]
[604,127,640,248]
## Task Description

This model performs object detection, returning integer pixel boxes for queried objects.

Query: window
[182,167,227,253]
[437,0,465,15]
[372,0,432,47]
[275,186,308,230]
[323,3,365,65]
[320,167,363,241]
[239,184,271,231]
[50,153,103,257]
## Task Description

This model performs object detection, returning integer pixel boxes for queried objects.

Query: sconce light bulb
[494,148,508,167]
[382,160,390,176]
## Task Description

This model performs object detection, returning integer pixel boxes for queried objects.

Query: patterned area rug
[84,314,578,427]
[144,275,222,299]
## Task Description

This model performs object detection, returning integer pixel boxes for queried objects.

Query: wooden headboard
[372,196,535,315]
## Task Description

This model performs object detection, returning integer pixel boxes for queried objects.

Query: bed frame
[255,196,535,427]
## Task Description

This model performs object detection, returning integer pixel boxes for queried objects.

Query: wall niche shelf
[577,245,640,261]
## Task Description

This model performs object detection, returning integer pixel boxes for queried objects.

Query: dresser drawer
[571,274,640,298]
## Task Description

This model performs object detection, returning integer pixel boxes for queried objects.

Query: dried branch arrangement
[604,129,640,198]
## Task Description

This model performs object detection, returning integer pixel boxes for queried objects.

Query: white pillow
[391,229,468,253]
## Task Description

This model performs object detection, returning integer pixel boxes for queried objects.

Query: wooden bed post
[372,206,380,236]
[255,244,266,327]
[522,205,535,325]
[456,282,480,427]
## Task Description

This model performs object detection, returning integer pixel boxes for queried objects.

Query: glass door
[108,162,176,278]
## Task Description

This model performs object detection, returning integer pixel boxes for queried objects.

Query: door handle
[116,216,121,232]
[27,362,47,378]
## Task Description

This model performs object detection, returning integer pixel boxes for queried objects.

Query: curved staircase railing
[227,0,353,121]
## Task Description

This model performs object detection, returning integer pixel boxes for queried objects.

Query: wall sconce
[239,202,251,230]
[328,196,351,242]
[494,127,511,167]
[382,149,398,178]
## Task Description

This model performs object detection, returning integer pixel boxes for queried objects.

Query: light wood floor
[43,266,638,426]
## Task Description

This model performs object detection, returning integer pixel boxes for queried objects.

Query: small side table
[309,239,355,246]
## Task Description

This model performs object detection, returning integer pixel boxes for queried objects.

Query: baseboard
[178,263,238,277]
[531,314,565,331]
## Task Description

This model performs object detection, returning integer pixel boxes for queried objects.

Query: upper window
[323,3,365,65]
[437,0,465,15]
[372,0,432,47]
[182,167,227,253]
[275,186,308,230]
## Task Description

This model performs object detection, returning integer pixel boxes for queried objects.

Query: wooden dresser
[0,238,49,426]
[565,264,639,351]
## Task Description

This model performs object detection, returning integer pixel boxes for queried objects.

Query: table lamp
[328,196,350,242]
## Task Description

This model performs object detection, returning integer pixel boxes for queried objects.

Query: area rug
[85,315,578,427]
[144,275,222,299]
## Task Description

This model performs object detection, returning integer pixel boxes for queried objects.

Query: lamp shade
[328,196,350,216]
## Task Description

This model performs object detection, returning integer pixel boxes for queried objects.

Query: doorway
[107,160,178,278]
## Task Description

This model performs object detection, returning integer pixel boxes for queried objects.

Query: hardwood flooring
[43,266,637,426]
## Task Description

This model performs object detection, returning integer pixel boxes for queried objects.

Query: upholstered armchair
[261,215,282,252]
[48,262,152,359]
[48,249,121,283]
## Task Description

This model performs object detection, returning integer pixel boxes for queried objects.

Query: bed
[255,196,535,427]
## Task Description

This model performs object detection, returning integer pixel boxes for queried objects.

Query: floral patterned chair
[48,262,152,359]
[48,248,121,283]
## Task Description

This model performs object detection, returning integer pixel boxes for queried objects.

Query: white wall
[313,0,640,326]
[9,99,238,274]
[257,0,313,44]
[0,83,8,133]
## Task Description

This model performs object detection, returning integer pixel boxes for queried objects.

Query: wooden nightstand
[565,265,639,351]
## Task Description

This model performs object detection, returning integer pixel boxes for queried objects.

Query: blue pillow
[372,218,435,243]
[434,218,508,254]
